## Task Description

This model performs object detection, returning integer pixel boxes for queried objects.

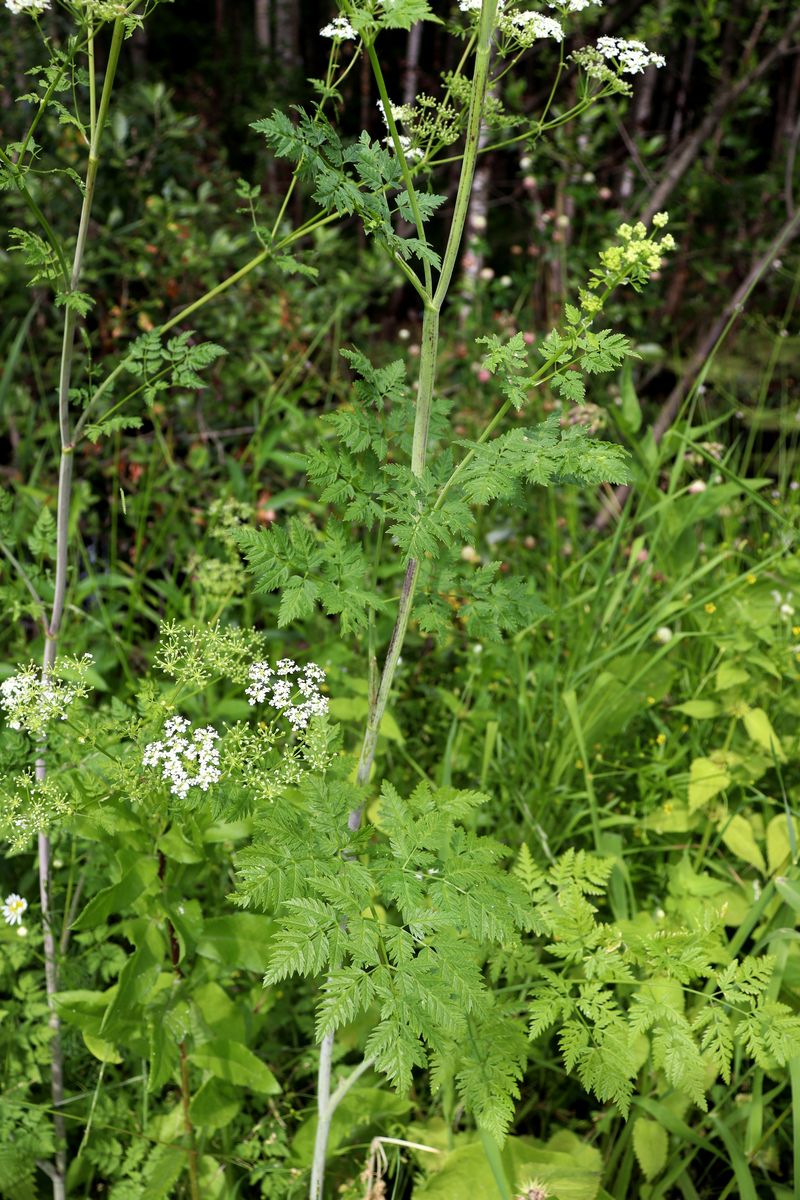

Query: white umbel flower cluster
[5,0,49,13]
[547,0,602,10]
[509,10,564,40]
[596,36,665,73]
[246,659,328,731]
[320,15,356,39]
[143,716,221,799]
[2,893,28,926]
[0,657,91,735]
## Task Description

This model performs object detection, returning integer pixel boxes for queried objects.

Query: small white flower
[547,0,602,10]
[247,659,328,731]
[5,0,50,13]
[654,626,673,644]
[595,35,665,74]
[143,717,221,800]
[320,15,356,39]
[2,893,28,926]
[508,10,564,41]
[770,590,795,619]
[0,658,91,735]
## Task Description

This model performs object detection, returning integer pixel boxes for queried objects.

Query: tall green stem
[36,22,126,1200]
[311,7,498,1198]
[351,0,497,800]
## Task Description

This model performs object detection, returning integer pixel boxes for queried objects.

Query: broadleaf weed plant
[1,1,799,1199]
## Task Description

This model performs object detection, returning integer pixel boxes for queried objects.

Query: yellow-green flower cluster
[0,772,74,852]
[582,212,676,309]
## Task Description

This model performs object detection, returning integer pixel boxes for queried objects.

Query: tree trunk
[274,0,300,74]
[403,21,423,109]
[255,0,271,50]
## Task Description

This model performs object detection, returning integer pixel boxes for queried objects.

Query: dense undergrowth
[1,1,800,1199]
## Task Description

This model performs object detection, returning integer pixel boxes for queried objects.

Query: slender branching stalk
[35,20,125,1199]
[310,5,498,1197]
[351,0,497,803]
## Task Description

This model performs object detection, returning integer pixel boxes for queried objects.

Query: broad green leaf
[196,913,275,973]
[168,899,204,963]
[82,1031,123,1064]
[54,989,111,1033]
[643,804,696,834]
[632,1117,668,1181]
[742,707,785,761]
[148,1013,179,1093]
[719,814,765,873]
[674,700,719,719]
[189,1080,241,1133]
[413,1132,601,1199]
[767,815,799,874]
[189,1039,281,1095]
[72,858,159,930]
[157,824,204,863]
[102,925,166,1034]
[715,664,749,691]
[192,981,248,1042]
[328,696,403,742]
[688,757,730,812]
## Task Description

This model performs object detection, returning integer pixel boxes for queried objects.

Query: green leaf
[674,700,719,719]
[55,289,94,317]
[619,359,642,433]
[715,664,750,691]
[742,706,785,761]
[140,1146,187,1200]
[102,925,166,1034]
[189,1080,242,1133]
[766,815,798,874]
[27,505,56,560]
[196,913,275,973]
[719,814,765,873]
[72,858,159,930]
[327,696,404,742]
[148,1011,179,1092]
[774,876,800,913]
[376,0,439,30]
[189,1039,281,1095]
[632,1117,668,1181]
[82,1031,123,1064]
[413,1133,601,1199]
[82,414,144,443]
[688,756,730,812]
